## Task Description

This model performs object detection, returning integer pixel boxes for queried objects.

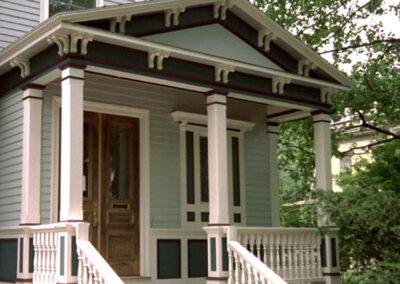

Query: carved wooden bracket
[148,49,170,70]
[47,34,70,56]
[70,32,94,55]
[165,7,186,27]
[320,87,338,104]
[110,15,132,34]
[272,77,291,94]
[213,0,232,20]
[215,64,235,83]
[258,29,277,52]
[10,58,30,78]
[298,59,317,77]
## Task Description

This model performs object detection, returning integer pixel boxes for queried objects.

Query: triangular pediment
[142,24,283,71]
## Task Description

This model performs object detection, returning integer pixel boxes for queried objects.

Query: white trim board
[51,97,151,277]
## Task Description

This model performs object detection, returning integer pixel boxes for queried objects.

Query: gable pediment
[142,24,283,71]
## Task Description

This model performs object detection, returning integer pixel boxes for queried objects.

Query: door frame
[50,97,151,276]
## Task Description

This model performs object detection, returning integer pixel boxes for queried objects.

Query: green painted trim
[29,238,34,273]
[331,237,337,268]
[19,238,23,273]
[232,136,240,206]
[71,236,78,276]
[186,131,195,204]
[221,237,228,271]
[0,239,18,281]
[157,239,181,279]
[210,237,216,272]
[188,240,208,278]
[60,236,65,276]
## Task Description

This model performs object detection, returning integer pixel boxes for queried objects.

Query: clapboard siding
[40,73,272,228]
[0,91,23,228]
[0,0,40,50]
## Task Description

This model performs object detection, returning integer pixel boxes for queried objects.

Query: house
[0,0,353,283]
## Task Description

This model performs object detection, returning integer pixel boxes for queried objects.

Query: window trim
[40,0,103,22]
[172,111,255,229]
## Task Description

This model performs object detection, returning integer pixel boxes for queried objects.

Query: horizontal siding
[0,0,40,50]
[0,91,23,228]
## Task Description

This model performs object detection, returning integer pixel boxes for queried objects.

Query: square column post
[312,111,341,284]
[267,122,280,226]
[20,84,44,225]
[59,64,85,222]
[205,91,229,284]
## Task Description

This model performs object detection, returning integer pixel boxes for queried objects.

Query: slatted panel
[0,91,23,227]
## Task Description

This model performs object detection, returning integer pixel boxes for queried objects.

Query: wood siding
[0,0,40,50]
[40,73,271,227]
[0,91,23,228]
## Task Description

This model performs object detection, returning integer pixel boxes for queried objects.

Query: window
[41,0,98,21]
[172,111,255,228]
[339,156,352,173]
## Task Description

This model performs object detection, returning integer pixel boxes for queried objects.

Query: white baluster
[281,234,287,279]
[294,234,300,280]
[247,262,253,284]
[228,249,233,284]
[275,234,281,276]
[241,257,246,284]
[268,234,274,271]
[234,251,240,284]
[262,238,268,265]
[255,234,262,259]
[287,234,293,280]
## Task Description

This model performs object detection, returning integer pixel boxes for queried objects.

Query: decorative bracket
[213,0,232,20]
[165,7,186,27]
[110,15,132,34]
[10,58,30,78]
[298,59,317,77]
[215,64,235,83]
[272,77,291,94]
[70,32,94,55]
[320,87,338,104]
[47,34,70,56]
[148,49,170,70]
[258,29,277,52]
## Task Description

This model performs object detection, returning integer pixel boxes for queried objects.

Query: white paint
[52,98,151,277]
[207,94,229,225]
[21,88,43,225]
[267,124,280,227]
[59,67,84,221]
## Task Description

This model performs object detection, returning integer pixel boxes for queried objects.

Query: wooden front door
[82,112,140,276]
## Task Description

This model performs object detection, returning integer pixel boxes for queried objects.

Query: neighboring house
[0,0,353,283]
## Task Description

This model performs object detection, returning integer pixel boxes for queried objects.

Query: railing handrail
[235,226,321,233]
[229,241,287,284]
[77,240,124,284]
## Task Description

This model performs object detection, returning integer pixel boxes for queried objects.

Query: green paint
[29,237,34,273]
[19,238,23,273]
[232,137,241,206]
[188,240,207,277]
[60,236,65,276]
[0,239,18,281]
[157,240,181,279]
[186,131,195,204]
[71,236,78,276]
[222,237,228,271]
[210,237,216,271]
[331,237,337,267]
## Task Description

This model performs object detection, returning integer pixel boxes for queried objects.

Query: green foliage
[317,140,400,282]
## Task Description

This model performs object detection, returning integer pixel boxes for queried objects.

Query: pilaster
[267,122,280,226]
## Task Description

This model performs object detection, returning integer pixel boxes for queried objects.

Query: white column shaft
[207,94,229,225]
[267,123,280,226]
[60,67,84,221]
[21,88,43,224]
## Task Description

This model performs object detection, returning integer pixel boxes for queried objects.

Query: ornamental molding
[298,59,317,77]
[213,0,233,20]
[70,32,93,55]
[215,64,235,83]
[110,15,132,34]
[272,77,291,94]
[47,34,70,56]
[320,87,338,104]
[164,7,186,27]
[10,58,30,78]
[148,49,170,70]
[47,33,93,56]
[258,29,277,52]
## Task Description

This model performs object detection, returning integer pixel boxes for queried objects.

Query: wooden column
[312,111,341,284]
[20,84,44,225]
[59,64,85,222]
[205,91,229,284]
[267,122,280,227]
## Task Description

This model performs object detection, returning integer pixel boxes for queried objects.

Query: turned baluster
[255,234,262,260]
[228,249,233,284]
[268,234,275,271]
[294,234,300,280]
[287,234,293,280]
[240,257,246,284]
[33,234,38,282]
[249,234,256,255]
[44,232,49,283]
[234,251,240,284]
[38,233,43,283]
[275,233,281,276]
[262,236,268,265]
[282,234,288,279]
[246,262,253,284]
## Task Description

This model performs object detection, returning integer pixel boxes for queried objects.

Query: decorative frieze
[298,59,317,77]
[148,49,170,70]
[258,29,277,52]
[47,33,93,56]
[110,15,132,34]
[164,7,186,27]
[272,77,291,94]
[215,64,235,83]
[213,0,232,20]
[10,58,30,78]
[320,87,338,104]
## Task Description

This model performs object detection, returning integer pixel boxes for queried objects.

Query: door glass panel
[109,124,131,200]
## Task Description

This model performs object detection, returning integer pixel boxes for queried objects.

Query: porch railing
[228,227,324,283]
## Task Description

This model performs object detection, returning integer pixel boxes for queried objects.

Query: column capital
[312,111,331,124]
[59,62,87,71]
[60,64,85,82]
[204,89,229,97]
[21,83,45,91]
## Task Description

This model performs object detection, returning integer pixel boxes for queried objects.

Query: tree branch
[279,141,314,155]
[357,111,399,138]
[318,38,400,54]
[340,137,398,155]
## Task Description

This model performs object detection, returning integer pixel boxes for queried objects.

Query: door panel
[82,112,140,276]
